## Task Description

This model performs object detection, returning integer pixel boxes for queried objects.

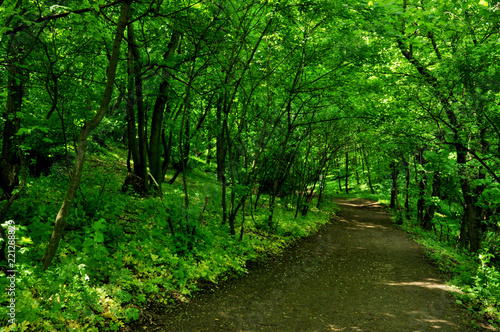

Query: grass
[331,181,390,206]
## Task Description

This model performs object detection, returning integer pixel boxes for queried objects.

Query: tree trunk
[1,44,23,197]
[41,0,132,269]
[226,119,238,236]
[354,148,360,186]
[214,95,229,226]
[361,145,375,194]
[1,73,22,196]
[415,149,428,229]
[295,128,314,218]
[206,130,213,164]
[457,146,482,252]
[127,21,148,192]
[216,96,225,182]
[345,148,349,194]
[422,171,441,229]
[239,199,246,241]
[220,121,228,226]
[126,31,140,176]
[179,109,191,235]
[316,173,325,209]
[401,155,410,220]
[3,65,22,165]
[390,161,399,209]
[162,128,173,179]
[338,170,342,192]
[149,30,181,189]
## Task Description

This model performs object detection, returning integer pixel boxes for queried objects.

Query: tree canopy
[1,0,500,330]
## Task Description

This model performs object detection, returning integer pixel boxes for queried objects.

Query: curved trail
[139,198,485,331]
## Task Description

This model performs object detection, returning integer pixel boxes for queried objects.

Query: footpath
[132,198,486,331]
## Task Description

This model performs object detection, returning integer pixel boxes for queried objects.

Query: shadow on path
[133,198,488,331]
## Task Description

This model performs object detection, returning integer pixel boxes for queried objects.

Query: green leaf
[94,232,104,243]
[16,128,32,136]
[92,218,107,231]
[82,238,94,248]
[125,308,140,321]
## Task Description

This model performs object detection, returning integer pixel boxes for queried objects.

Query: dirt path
[140,198,487,331]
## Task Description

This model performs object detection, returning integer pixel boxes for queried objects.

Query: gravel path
[133,198,489,331]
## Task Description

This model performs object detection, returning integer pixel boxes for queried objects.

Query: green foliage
[0,153,335,331]
[458,250,500,327]
[1,0,500,329]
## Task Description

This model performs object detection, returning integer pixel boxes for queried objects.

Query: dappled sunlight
[353,221,389,230]
[405,311,458,329]
[162,196,485,331]
[325,310,458,331]
[336,202,383,209]
[337,202,368,207]
[345,221,390,231]
[335,215,391,231]
[384,278,461,293]
[416,317,456,326]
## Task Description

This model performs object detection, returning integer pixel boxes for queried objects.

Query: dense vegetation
[0,0,499,330]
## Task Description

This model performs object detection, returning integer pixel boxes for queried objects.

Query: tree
[361,0,500,251]
[41,0,132,269]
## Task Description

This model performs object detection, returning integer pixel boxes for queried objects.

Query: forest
[0,0,499,330]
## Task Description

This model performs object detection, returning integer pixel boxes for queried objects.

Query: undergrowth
[0,150,336,331]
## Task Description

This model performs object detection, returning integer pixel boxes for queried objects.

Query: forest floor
[128,198,492,331]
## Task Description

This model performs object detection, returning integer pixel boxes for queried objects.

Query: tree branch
[5,0,123,36]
